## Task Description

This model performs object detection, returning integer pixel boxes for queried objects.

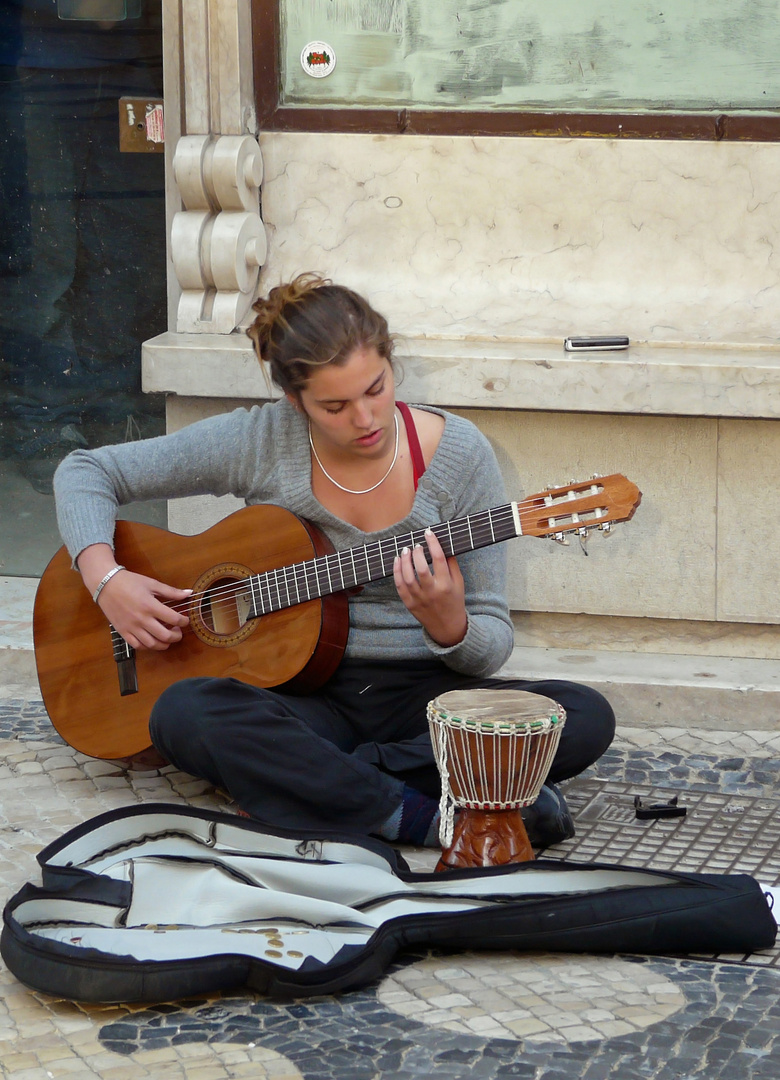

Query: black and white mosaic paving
[0,696,778,1079]
[92,959,780,1079]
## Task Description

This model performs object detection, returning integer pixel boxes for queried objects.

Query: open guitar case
[2,804,776,1004]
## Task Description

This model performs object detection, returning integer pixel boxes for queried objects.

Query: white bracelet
[92,565,126,604]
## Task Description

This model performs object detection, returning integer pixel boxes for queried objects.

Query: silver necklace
[309,414,400,495]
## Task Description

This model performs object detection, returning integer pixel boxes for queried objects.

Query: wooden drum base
[435,808,534,872]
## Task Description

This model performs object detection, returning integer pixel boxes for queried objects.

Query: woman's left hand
[393,528,468,647]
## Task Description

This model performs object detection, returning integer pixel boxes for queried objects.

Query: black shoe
[521,782,575,848]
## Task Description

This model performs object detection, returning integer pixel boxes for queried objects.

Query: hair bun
[247,273,330,360]
[246,273,393,395]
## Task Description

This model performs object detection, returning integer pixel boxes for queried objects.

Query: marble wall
[150,1,780,658]
[238,131,779,642]
[469,408,778,629]
[256,133,780,346]
[162,393,780,640]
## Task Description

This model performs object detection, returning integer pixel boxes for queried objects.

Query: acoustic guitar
[33,474,640,763]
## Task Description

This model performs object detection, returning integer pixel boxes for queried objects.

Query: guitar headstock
[519,474,642,541]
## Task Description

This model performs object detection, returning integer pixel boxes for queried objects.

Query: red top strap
[397,401,426,490]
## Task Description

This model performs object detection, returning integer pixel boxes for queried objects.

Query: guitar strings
[108,506,516,646]
[165,505,521,610]
[158,498,612,617]
[110,492,617,645]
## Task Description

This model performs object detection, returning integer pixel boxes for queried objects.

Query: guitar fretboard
[247,502,520,618]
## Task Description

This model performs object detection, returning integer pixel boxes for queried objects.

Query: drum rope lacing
[427,704,565,848]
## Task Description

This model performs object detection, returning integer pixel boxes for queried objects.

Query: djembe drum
[427,688,566,872]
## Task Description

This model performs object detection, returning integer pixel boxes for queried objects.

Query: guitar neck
[244,472,640,619]
[247,502,521,618]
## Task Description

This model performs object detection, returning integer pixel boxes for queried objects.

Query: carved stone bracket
[171,134,267,334]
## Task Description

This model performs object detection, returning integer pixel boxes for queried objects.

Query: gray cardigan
[53,399,514,677]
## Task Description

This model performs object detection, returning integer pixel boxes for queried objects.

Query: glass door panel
[0,0,167,577]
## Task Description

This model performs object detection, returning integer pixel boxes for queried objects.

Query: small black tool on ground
[634,795,687,820]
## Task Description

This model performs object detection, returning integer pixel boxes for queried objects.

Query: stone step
[0,576,37,701]
[2,576,777,729]
[499,647,780,732]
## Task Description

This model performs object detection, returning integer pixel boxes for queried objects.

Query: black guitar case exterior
[2,804,775,1003]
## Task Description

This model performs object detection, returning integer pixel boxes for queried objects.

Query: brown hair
[246,273,395,396]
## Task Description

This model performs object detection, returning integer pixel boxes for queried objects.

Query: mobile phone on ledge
[564,335,630,352]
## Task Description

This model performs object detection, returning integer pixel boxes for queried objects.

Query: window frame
[252,0,780,141]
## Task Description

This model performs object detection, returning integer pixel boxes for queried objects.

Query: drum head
[430,688,565,726]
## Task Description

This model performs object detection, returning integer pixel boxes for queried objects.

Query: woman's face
[293,345,396,461]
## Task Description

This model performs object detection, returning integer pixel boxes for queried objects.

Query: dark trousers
[149,659,615,835]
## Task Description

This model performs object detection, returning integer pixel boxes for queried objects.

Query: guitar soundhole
[201,578,251,633]
[191,564,257,648]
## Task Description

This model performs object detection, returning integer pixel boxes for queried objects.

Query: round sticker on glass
[301,41,336,79]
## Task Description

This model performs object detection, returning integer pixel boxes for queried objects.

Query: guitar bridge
[111,627,138,696]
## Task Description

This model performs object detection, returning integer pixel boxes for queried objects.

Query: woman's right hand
[78,544,191,651]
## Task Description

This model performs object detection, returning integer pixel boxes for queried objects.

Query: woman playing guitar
[53,274,615,847]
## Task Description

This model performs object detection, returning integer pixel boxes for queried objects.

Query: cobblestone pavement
[0,700,778,1079]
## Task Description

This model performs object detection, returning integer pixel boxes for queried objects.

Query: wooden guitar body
[34,475,641,765]
[33,505,349,764]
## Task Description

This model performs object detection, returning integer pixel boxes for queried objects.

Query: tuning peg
[599,522,612,533]
[578,527,590,555]
[552,532,569,545]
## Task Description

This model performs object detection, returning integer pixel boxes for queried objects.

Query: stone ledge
[499,647,780,732]
[143,332,780,419]
[5,575,777,730]
[6,574,776,730]
[3,641,778,732]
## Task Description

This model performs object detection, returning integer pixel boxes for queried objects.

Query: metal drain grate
[559,778,780,967]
